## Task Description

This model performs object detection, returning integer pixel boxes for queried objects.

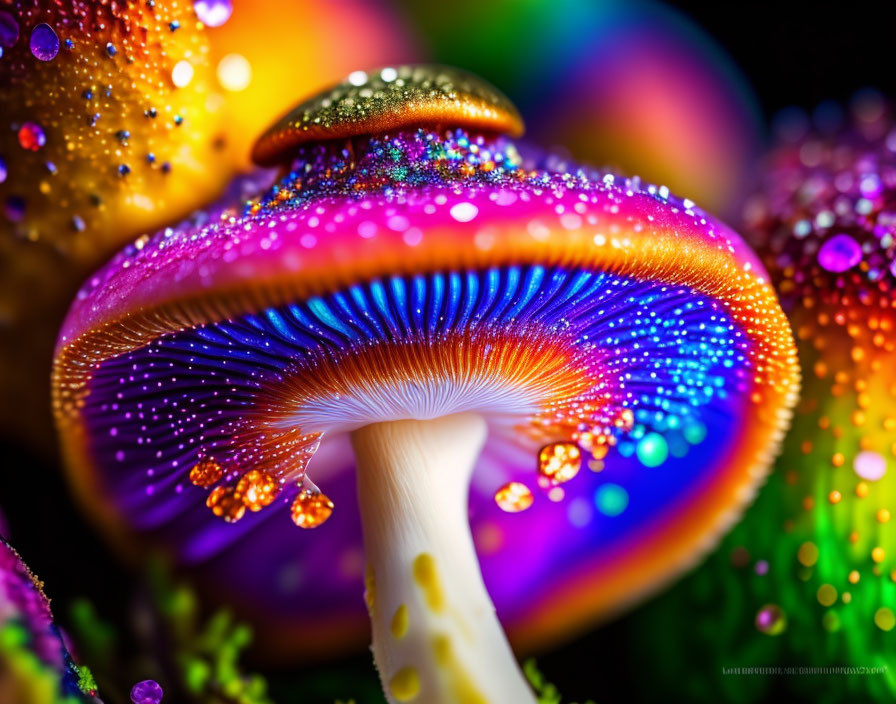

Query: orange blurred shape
[0,1,234,451]
[207,0,418,168]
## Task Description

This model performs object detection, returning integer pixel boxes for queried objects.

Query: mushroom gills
[81,264,743,531]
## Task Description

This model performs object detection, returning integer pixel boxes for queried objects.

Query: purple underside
[63,127,766,639]
[82,405,746,630]
[79,267,751,632]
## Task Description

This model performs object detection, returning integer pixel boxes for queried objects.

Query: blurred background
[2,0,893,702]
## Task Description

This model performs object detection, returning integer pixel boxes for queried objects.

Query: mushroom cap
[252,65,523,166]
[53,110,798,658]
[205,0,416,167]
[0,539,97,701]
[0,0,233,449]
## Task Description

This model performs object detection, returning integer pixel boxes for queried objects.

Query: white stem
[351,413,536,704]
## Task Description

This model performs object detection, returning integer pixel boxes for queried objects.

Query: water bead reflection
[290,489,334,529]
[494,482,534,513]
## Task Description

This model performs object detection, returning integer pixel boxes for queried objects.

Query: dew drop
[817,233,862,272]
[206,486,245,523]
[29,23,59,61]
[636,432,668,467]
[236,469,279,511]
[854,450,886,481]
[188,458,222,488]
[594,483,628,516]
[194,0,233,27]
[130,679,163,704]
[755,604,786,635]
[538,442,581,484]
[291,489,334,528]
[494,481,533,513]
[18,122,46,151]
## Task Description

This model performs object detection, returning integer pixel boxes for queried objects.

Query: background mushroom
[53,66,799,701]
[627,94,896,703]
[398,0,761,217]
[0,0,235,451]
[0,538,100,703]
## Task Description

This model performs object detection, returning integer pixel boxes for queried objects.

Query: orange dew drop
[538,442,582,484]
[236,469,279,511]
[494,482,534,513]
[591,443,610,460]
[206,486,246,523]
[872,547,886,563]
[828,490,842,504]
[290,489,334,529]
[848,570,860,584]
[189,458,223,488]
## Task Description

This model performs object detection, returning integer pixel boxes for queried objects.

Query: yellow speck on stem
[389,666,420,701]
[391,604,409,639]
[413,553,444,612]
[431,635,488,704]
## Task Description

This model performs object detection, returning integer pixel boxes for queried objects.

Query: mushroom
[0,538,100,702]
[0,0,233,450]
[53,65,799,702]
[638,96,896,699]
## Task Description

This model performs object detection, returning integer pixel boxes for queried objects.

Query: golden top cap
[251,64,524,166]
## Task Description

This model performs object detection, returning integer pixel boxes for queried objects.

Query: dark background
[2,1,893,702]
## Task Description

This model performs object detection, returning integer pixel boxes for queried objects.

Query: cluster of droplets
[54,95,798,566]
[0,0,238,450]
[494,411,632,513]
[735,96,896,643]
[636,98,896,702]
[743,91,896,309]
[247,127,524,217]
[190,452,333,529]
[0,0,228,250]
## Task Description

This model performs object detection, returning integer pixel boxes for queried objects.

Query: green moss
[523,659,596,704]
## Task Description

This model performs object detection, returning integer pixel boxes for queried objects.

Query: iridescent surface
[0,0,233,450]
[252,65,522,165]
[79,264,748,622]
[129,680,162,704]
[632,97,896,702]
[0,540,98,702]
[54,122,797,658]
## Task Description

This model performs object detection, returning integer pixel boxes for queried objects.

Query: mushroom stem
[351,413,536,704]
